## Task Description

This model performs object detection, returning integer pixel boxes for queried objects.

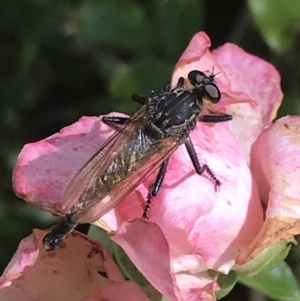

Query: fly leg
[43,214,77,251]
[142,158,169,219]
[185,137,221,191]
[131,94,148,105]
[132,76,185,106]
[175,77,185,88]
[102,116,128,125]
[200,114,232,123]
[102,116,129,130]
[102,116,128,124]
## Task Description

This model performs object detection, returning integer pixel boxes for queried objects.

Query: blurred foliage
[238,262,300,301]
[248,0,300,53]
[1,0,300,300]
[215,271,238,299]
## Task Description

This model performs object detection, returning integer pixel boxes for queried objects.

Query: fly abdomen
[43,214,77,251]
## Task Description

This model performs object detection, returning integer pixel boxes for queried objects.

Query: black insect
[43,70,232,250]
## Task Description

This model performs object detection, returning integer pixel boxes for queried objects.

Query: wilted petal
[213,43,283,161]
[0,229,144,301]
[82,282,151,301]
[238,116,300,263]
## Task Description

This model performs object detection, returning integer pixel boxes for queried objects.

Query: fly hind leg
[142,158,169,219]
[185,137,221,191]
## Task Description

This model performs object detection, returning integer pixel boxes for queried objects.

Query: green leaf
[234,240,293,277]
[77,0,151,50]
[157,0,204,60]
[88,225,116,256]
[239,261,300,301]
[215,271,238,299]
[248,0,300,53]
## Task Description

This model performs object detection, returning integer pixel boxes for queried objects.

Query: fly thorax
[149,89,201,137]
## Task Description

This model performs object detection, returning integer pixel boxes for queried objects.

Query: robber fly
[43,70,233,250]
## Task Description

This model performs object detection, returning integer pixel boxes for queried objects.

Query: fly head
[188,70,221,104]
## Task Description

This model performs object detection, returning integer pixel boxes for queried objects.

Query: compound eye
[188,70,206,87]
[203,83,221,103]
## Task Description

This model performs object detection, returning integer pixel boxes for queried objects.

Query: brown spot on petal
[98,270,108,278]
[285,125,300,144]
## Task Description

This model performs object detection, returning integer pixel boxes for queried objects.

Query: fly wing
[62,106,147,212]
[72,136,182,224]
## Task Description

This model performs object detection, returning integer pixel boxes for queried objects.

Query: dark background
[1,0,300,300]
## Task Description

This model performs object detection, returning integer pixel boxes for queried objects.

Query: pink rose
[3,31,285,300]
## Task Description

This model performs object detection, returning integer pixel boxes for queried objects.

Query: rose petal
[112,220,221,301]
[0,229,136,301]
[172,32,230,92]
[179,126,261,269]
[172,32,224,82]
[237,116,300,263]
[179,278,219,301]
[171,31,255,110]
[112,219,180,301]
[0,238,38,289]
[213,43,283,161]
[13,115,120,214]
[82,282,151,301]
[113,121,263,270]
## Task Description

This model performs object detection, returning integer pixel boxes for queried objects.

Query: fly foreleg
[102,116,129,130]
[200,114,232,123]
[185,137,221,191]
[131,94,149,105]
[175,77,185,88]
[142,158,169,219]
